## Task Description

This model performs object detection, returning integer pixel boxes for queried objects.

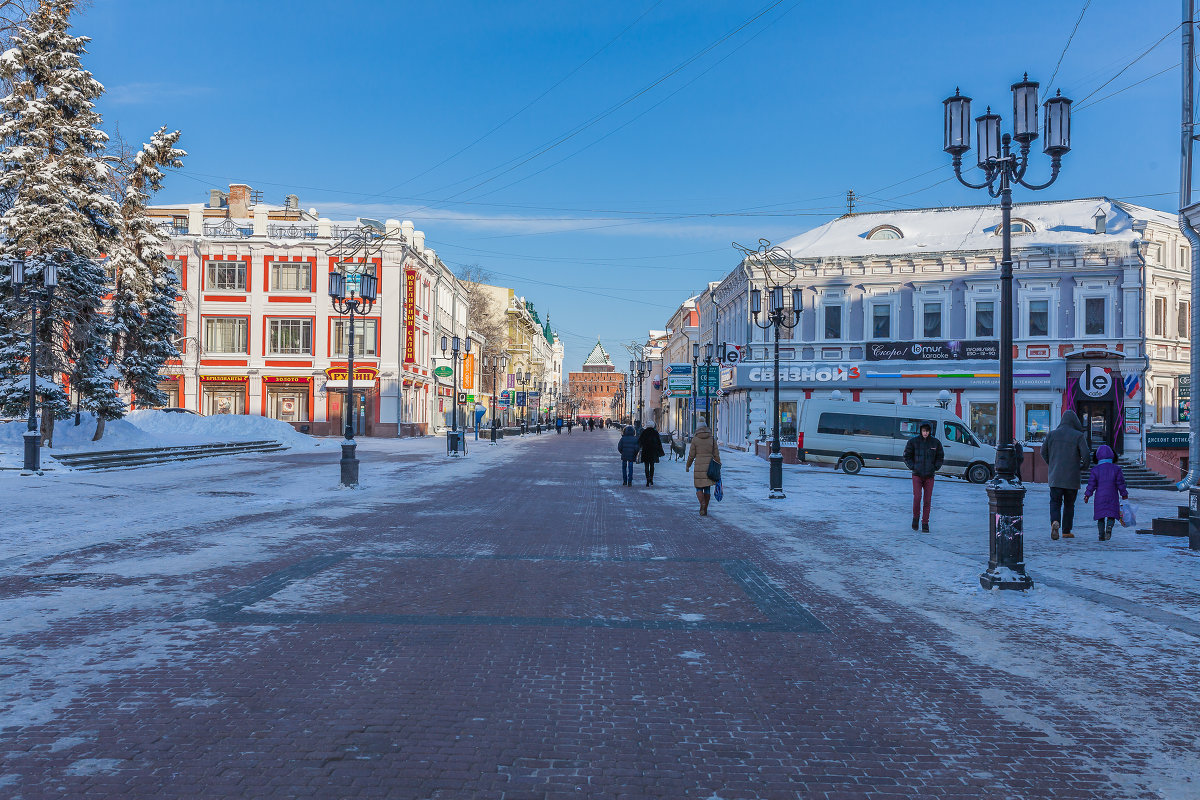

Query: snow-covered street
[1,428,1197,798]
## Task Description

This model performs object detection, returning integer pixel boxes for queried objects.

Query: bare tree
[454,264,508,394]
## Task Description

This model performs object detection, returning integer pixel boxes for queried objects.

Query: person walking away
[1041,409,1090,540]
[638,421,665,486]
[1084,444,1128,541]
[617,425,640,486]
[556,417,563,434]
[685,425,721,515]
[567,419,573,435]
[903,422,944,532]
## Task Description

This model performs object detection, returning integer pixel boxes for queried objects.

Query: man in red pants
[903,421,944,533]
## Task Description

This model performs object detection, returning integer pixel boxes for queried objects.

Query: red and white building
[147,183,476,436]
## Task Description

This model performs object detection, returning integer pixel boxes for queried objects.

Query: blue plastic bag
[1119,499,1137,527]
[713,480,723,502]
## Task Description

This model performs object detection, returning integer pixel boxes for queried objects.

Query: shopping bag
[1119,500,1138,527]
[713,481,723,502]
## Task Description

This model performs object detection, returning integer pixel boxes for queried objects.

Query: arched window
[1008,219,1035,234]
[867,225,903,241]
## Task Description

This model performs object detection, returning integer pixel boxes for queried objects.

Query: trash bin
[446,430,462,454]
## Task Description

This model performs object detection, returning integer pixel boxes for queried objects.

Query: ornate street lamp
[441,334,471,455]
[483,352,507,443]
[750,284,801,499]
[944,75,1071,591]
[636,360,647,428]
[329,262,377,485]
[11,256,57,474]
[691,343,700,435]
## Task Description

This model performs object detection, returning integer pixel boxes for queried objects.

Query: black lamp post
[519,370,531,433]
[441,334,471,455]
[636,360,646,428]
[483,352,507,443]
[751,285,801,499]
[944,75,1071,591]
[701,342,714,430]
[328,263,377,486]
[11,256,57,474]
[691,343,700,435]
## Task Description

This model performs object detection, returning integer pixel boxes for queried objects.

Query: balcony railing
[203,219,253,238]
[154,221,190,237]
[267,224,320,239]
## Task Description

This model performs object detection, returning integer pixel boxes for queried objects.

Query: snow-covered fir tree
[108,126,186,410]
[0,0,120,435]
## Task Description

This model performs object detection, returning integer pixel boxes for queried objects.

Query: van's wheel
[840,454,864,475]
[967,462,992,484]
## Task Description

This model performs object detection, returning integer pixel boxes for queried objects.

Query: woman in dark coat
[617,425,640,486]
[1084,444,1128,541]
[637,421,665,486]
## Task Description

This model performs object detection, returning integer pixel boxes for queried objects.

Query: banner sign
[325,366,379,382]
[263,376,311,384]
[699,364,719,392]
[865,340,1000,361]
[462,353,475,390]
[515,391,526,407]
[200,375,248,382]
[1147,431,1189,449]
[403,268,417,364]
[666,362,693,397]
[507,373,515,389]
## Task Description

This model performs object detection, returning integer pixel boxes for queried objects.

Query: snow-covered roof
[582,341,612,367]
[775,197,1178,260]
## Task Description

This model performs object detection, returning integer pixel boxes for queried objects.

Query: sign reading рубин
[865,340,1000,361]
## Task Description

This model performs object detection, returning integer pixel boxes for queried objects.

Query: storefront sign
[462,353,475,390]
[1078,364,1115,399]
[720,366,736,389]
[1147,431,1190,449]
[263,376,311,384]
[433,366,453,378]
[730,361,1064,390]
[200,375,248,382]
[324,366,379,382]
[1025,344,1052,359]
[748,365,860,383]
[515,391,526,407]
[1179,375,1191,423]
[457,392,467,404]
[865,340,999,361]
[404,268,417,364]
[721,345,744,364]
[1125,422,1141,434]
[1126,406,1141,422]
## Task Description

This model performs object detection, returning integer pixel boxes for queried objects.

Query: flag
[1124,374,1140,399]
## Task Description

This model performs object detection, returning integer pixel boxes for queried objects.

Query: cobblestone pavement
[1,431,1198,799]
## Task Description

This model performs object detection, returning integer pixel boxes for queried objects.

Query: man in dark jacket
[637,422,665,486]
[903,422,944,532]
[617,425,640,486]
[1040,409,1091,540]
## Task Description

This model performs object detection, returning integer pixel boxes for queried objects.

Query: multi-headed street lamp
[518,370,532,432]
[10,256,58,474]
[944,75,1071,591]
[329,262,378,486]
[482,352,507,443]
[440,335,471,455]
[695,342,715,430]
[635,360,646,427]
[690,343,700,435]
[751,285,801,499]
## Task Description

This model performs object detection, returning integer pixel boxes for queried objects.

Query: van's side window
[897,419,934,439]
[817,412,895,438]
[944,422,976,445]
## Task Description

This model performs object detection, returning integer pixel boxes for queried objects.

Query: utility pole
[845,189,856,216]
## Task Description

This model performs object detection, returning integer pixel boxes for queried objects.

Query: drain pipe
[1177,0,1199,493]
[1177,204,1200,490]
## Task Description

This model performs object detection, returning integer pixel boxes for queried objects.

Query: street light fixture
[328,261,377,486]
[691,342,700,435]
[483,352,507,444]
[944,74,1071,591]
[750,283,801,499]
[11,256,57,474]
[441,334,471,455]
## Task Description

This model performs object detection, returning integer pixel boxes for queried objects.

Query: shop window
[271,260,312,292]
[266,386,310,422]
[206,259,246,291]
[268,319,313,355]
[823,304,842,340]
[923,302,942,339]
[969,402,997,445]
[1153,297,1166,336]
[202,383,245,415]
[203,317,248,354]
[1024,402,1052,442]
[1179,300,1190,339]
[1084,297,1106,336]
[872,304,890,339]
[974,301,995,338]
[332,319,378,356]
[1028,299,1049,337]
[779,401,797,441]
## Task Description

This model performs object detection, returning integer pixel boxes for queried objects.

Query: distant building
[569,341,624,421]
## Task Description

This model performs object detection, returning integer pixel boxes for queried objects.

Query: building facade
[147,183,474,437]
[704,198,1188,477]
[569,341,624,421]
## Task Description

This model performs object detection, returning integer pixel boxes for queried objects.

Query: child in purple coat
[1083,444,1128,541]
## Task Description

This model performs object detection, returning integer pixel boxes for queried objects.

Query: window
[271,259,312,292]
[817,412,895,438]
[1179,301,1190,339]
[923,302,942,338]
[779,401,797,440]
[1028,299,1049,337]
[944,421,976,446]
[975,301,995,337]
[171,215,188,234]
[1156,384,1170,424]
[1181,246,1189,269]
[824,304,842,340]
[203,317,247,354]
[332,319,378,356]
[1024,402,1052,442]
[897,418,936,439]
[871,304,891,339]
[268,319,313,355]
[1084,297,1106,336]
[867,225,903,241]
[206,259,246,291]
[969,402,997,445]
[1153,297,1167,337]
[1008,219,1034,234]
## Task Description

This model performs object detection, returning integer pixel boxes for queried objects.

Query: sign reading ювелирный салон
[865,341,1000,361]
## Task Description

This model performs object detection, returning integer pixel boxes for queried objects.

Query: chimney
[401,220,415,243]
[413,230,425,251]
[228,184,252,218]
[208,189,227,209]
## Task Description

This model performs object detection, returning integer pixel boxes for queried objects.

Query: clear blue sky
[81,0,1183,370]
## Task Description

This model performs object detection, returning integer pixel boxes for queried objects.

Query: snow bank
[0,414,159,455]
[124,410,320,449]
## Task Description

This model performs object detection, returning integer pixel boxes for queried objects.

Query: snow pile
[0,414,159,455]
[124,410,319,449]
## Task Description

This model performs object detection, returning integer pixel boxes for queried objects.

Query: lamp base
[980,479,1032,590]
[768,452,786,499]
[22,429,40,474]
[339,440,359,487]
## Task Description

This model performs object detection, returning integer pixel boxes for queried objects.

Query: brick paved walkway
[1,431,1197,799]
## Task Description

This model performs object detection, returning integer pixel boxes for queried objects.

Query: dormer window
[1008,219,1034,234]
[866,225,903,241]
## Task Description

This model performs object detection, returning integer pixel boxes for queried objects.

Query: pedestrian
[902,421,944,532]
[1040,409,1090,540]
[617,424,640,485]
[567,419,573,434]
[1084,444,1128,541]
[634,419,643,437]
[637,421,665,486]
[556,417,563,434]
[685,424,721,516]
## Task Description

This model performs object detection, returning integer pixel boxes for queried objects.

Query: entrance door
[329,390,371,436]
[1078,401,1114,454]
